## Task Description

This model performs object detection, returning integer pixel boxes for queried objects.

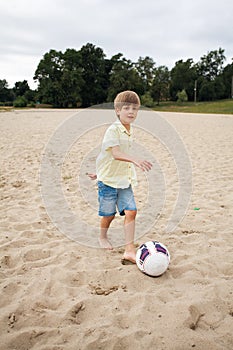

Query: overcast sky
[1,0,232,88]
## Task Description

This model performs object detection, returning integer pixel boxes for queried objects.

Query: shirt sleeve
[102,125,120,151]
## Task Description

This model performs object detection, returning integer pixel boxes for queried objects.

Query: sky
[0,0,232,89]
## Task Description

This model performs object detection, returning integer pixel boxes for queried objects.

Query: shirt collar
[114,120,132,135]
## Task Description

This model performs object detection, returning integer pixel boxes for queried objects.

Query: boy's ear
[115,107,120,116]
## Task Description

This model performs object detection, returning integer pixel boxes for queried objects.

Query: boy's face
[116,103,139,127]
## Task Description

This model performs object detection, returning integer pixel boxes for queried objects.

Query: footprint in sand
[66,302,85,324]
[184,305,205,330]
[23,249,50,262]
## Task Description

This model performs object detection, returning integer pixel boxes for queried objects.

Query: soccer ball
[136,241,170,277]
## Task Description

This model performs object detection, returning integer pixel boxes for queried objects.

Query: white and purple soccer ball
[136,241,170,277]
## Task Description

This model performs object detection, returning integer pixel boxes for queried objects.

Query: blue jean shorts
[98,181,137,216]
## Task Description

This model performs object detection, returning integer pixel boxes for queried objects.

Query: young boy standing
[89,91,152,263]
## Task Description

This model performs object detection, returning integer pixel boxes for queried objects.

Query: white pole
[231,76,233,98]
[194,80,197,103]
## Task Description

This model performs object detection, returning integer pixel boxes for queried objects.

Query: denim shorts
[98,181,137,216]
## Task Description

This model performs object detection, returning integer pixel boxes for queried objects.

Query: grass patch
[1,99,232,114]
[152,99,233,114]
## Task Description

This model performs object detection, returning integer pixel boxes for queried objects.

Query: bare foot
[121,251,136,264]
[98,238,113,250]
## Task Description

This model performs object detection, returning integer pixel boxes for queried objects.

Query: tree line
[0,43,232,108]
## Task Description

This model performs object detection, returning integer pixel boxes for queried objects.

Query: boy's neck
[121,121,131,133]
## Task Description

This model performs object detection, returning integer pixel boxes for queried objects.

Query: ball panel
[153,241,170,262]
[136,241,170,277]
[144,253,169,276]
[136,244,150,272]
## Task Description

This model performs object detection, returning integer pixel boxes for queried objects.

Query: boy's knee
[125,210,137,221]
[101,215,115,225]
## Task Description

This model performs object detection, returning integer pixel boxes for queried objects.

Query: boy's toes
[121,258,135,265]
[121,253,136,265]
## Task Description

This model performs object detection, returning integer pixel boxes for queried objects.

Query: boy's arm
[111,145,152,172]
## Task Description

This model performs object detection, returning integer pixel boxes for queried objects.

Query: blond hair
[114,90,141,110]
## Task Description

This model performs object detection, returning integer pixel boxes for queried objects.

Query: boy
[89,91,152,263]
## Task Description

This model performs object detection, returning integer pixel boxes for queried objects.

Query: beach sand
[0,108,232,350]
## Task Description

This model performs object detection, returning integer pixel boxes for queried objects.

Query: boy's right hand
[86,173,97,180]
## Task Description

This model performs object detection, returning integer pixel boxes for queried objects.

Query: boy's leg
[123,210,137,263]
[99,215,115,250]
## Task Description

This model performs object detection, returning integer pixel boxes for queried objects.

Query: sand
[0,108,232,350]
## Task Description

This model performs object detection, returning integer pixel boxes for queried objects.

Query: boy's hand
[134,160,152,172]
[86,173,97,180]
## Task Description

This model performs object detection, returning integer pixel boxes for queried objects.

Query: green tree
[0,79,14,102]
[13,96,27,107]
[196,48,227,101]
[24,89,36,103]
[34,49,64,107]
[135,56,156,92]
[170,59,197,101]
[79,43,109,106]
[61,48,84,107]
[196,48,226,81]
[150,66,170,105]
[198,80,215,101]
[107,54,144,101]
[12,80,36,106]
[220,62,233,98]
[13,80,30,97]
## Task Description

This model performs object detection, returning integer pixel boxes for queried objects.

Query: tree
[170,59,197,101]
[24,89,36,103]
[196,48,226,81]
[12,80,36,106]
[34,49,65,107]
[196,48,227,101]
[32,43,231,107]
[107,54,144,101]
[198,80,215,101]
[61,49,84,107]
[13,80,30,97]
[79,43,109,107]
[13,96,27,107]
[150,66,170,105]
[135,56,156,92]
[0,79,14,102]
[220,62,233,98]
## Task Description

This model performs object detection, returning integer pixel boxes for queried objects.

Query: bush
[13,96,27,107]
[141,92,154,108]
[27,102,36,108]
[176,89,188,103]
[0,101,13,106]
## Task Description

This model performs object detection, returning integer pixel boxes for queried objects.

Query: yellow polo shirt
[96,120,137,189]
